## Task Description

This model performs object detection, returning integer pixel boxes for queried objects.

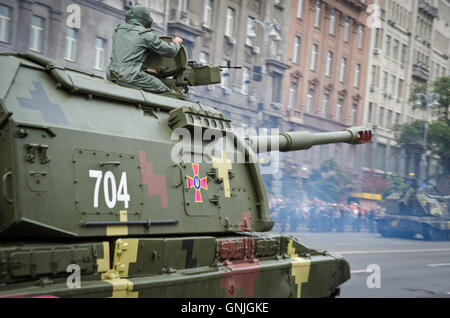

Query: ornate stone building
[169,0,292,130]
[362,0,450,184]
[279,0,371,194]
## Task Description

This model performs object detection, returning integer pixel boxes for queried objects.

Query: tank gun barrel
[249,127,373,153]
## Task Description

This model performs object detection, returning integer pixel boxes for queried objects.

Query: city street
[290,231,450,298]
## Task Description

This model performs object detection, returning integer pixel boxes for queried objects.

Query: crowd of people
[268,194,383,233]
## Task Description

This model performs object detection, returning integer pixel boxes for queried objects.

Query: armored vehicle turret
[376,187,450,241]
[0,46,372,297]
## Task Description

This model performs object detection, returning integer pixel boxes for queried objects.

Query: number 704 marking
[89,170,130,209]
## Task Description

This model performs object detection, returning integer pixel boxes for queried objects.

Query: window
[246,17,255,46]
[344,18,350,42]
[203,0,213,27]
[370,65,377,86]
[398,79,404,99]
[178,0,188,12]
[358,25,364,49]
[388,74,395,96]
[306,89,314,113]
[30,16,45,52]
[339,57,346,82]
[310,44,318,71]
[354,64,360,88]
[199,51,209,65]
[325,51,333,77]
[435,63,440,80]
[336,98,343,122]
[271,74,282,103]
[314,2,321,28]
[271,40,278,57]
[351,104,357,125]
[378,106,384,127]
[322,93,329,117]
[241,67,250,95]
[221,59,230,88]
[292,36,301,64]
[94,37,107,70]
[297,0,304,19]
[368,103,374,123]
[393,39,399,60]
[386,110,393,130]
[374,28,381,49]
[225,7,235,37]
[395,112,401,127]
[381,71,387,91]
[329,10,336,35]
[0,4,12,43]
[384,34,391,56]
[64,28,77,61]
[401,44,408,63]
[288,82,296,109]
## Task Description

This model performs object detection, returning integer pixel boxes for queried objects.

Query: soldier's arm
[141,31,182,58]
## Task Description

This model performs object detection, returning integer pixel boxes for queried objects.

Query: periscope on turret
[0,19,373,298]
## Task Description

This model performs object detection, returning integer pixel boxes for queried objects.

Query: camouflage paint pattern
[0,54,361,297]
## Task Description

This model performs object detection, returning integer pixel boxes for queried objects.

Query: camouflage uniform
[106,6,182,93]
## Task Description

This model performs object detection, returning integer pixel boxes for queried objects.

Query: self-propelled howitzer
[0,48,371,298]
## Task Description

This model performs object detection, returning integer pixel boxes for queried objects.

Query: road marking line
[336,248,450,255]
[350,269,369,274]
[427,263,450,267]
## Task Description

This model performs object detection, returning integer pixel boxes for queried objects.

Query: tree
[394,120,426,178]
[397,77,450,179]
[304,160,352,202]
[428,119,450,174]
[362,172,391,195]
[410,76,450,124]
[385,174,410,197]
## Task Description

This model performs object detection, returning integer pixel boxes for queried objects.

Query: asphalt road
[289,231,450,298]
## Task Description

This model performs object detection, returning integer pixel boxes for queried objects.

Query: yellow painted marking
[100,238,140,298]
[287,240,311,298]
[102,270,139,298]
[351,192,382,201]
[96,242,110,273]
[107,210,128,236]
[213,151,232,198]
[113,239,139,278]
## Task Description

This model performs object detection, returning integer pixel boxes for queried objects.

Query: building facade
[279,0,371,193]
[170,0,292,130]
[0,0,172,74]
[362,0,450,184]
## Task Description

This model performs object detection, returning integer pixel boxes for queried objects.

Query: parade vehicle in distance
[376,187,450,241]
[0,43,373,297]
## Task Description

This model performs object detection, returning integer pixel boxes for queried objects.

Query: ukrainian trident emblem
[186,164,208,203]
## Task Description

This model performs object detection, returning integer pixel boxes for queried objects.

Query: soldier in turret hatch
[106,5,183,93]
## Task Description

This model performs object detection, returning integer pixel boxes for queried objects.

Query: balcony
[412,64,429,82]
[418,0,439,19]
[167,9,203,43]
[285,108,304,125]
[339,0,368,11]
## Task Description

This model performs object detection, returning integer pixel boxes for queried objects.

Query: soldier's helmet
[125,5,153,29]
